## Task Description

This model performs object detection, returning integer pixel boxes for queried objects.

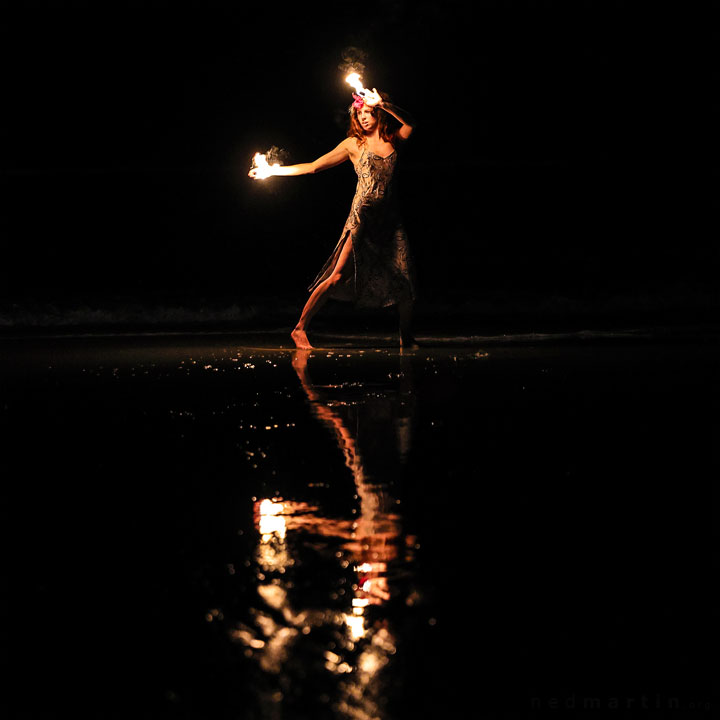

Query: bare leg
[291,280,332,350]
[292,236,354,350]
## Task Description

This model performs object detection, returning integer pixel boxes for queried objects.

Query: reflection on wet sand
[229,349,418,719]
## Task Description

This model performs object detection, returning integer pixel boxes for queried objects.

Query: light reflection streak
[228,349,417,718]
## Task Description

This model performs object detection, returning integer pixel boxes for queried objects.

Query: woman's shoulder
[344,136,365,159]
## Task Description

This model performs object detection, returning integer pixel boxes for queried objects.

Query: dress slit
[305,145,415,308]
[308,229,355,296]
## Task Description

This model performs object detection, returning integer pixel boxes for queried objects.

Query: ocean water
[2,330,714,718]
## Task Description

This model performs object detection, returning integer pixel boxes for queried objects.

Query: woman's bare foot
[291,327,314,350]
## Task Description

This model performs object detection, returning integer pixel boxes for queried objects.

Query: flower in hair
[352,93,365,109]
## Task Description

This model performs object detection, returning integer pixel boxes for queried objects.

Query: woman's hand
[248,166,274,179]
[363,87,383,107]
[249,152,281,179]
[249,165,275,180]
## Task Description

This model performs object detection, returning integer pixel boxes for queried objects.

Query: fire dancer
[249,83,417,350]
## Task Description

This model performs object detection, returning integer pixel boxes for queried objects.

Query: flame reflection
[229,349,418,718]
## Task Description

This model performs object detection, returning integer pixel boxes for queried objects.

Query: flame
[344,72,380,106]
[251,152,280,180]
[345,72,367,96]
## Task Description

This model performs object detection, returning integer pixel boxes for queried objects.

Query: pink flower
[352,93,365,109]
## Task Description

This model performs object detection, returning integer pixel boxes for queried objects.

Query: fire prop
[250,151,281,180]
[249,71,380,180]
[345,72,381,107]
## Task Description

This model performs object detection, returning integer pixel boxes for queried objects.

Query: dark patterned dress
[307,144,416,308]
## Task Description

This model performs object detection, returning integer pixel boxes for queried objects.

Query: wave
[0,298,299,331]
[1,289,716,337]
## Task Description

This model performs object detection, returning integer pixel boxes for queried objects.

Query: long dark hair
[346,90,399,145]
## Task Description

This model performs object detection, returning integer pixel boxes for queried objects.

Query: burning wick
[250,152,281,180]
[344,72,381,107]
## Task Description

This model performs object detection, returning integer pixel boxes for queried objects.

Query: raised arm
[249,139,351,178]
[363,88,415,141]
[380,100,415,141]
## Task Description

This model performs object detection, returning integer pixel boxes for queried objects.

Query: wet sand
[2,327,715,718]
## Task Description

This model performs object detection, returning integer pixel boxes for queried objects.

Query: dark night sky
[4,1,713,324]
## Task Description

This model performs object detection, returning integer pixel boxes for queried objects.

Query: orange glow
[344,72,381,107]
[344,611,366,640]
[251,152,280,180]
[257,498,286,539]
[345,72,366,94]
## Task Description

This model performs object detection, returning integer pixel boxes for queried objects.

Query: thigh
[332,234,354,278]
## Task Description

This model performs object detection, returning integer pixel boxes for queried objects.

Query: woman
[249,89,418,350]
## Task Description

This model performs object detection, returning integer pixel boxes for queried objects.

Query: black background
[4,0,713,327]
[2,4,715,716]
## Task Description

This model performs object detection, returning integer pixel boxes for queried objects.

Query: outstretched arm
[249,139,351,178]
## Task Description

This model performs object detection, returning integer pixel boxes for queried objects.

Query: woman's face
[356,104,378,133]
